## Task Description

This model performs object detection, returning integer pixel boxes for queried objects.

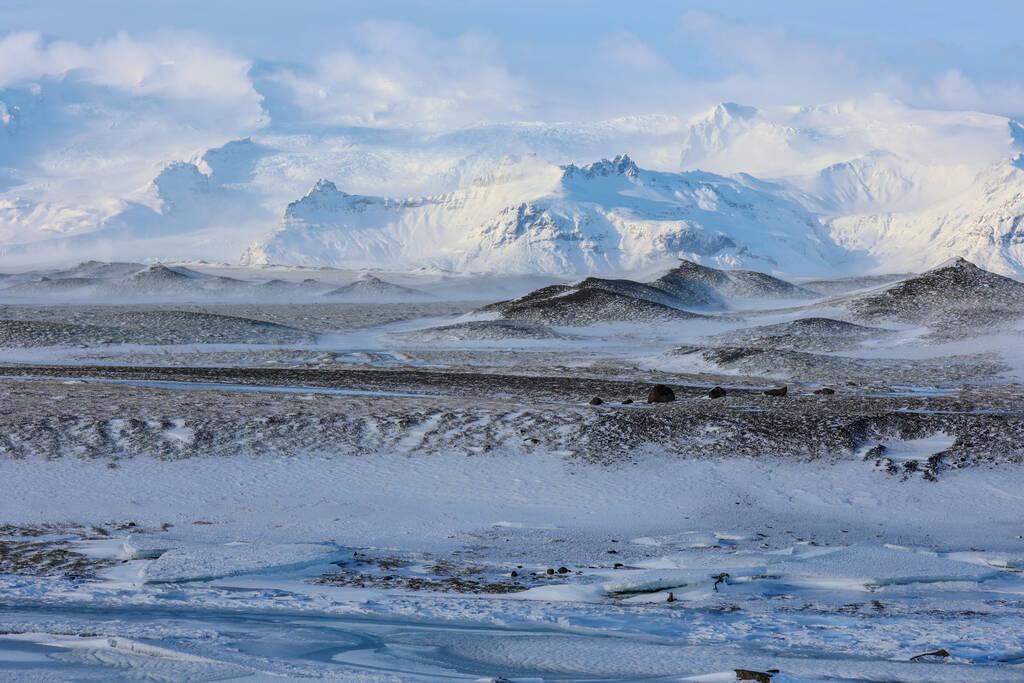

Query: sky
[1,0,1022,132]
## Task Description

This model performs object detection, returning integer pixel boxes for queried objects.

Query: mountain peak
[309,179,341,196]
[284,178,354,219]
[128,264,194,282]
[926,256,978,273]
[710,102,758,123]
[562,154,639,180]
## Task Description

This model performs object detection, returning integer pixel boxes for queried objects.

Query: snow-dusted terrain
[3,256,1024,680]
[5,5,1024,678]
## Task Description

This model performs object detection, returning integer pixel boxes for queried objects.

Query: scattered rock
[708,386,727,399]
[621,398,634,404]
[713,572,730,592]
[546,568,555,575]
[814,387,836,395]
[647,384,676,403]
[735,669,778,683]
[607,549,618,554]
[523,437,540,445]
[557,566,569,574]
[910,648,951,662]
[613,562,624,569]
[589,396,604,405]
[763,386,788,397]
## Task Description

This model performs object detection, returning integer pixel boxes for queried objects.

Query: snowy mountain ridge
[4,97,1024,277]
[243,154,844,277]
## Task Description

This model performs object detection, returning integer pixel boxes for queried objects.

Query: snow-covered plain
[3,452,1024,681]
[2,257,1024,680]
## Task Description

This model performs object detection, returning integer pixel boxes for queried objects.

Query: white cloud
[677,11,1024,117]
[0,31,268,234]
[916,69,1024,117]
[263,21,530,128]
[600,32,673,72]
[0,31,263,115]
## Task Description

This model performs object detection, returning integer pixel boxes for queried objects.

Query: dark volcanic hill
[323,275,431,300]
[482,258,813,325]
[707,317,893,352]
[492,286,699,326]
[651,259,818,309]
[845,257,1024,327]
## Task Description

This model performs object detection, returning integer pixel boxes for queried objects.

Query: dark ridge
[846,257,1024,323]
[481,258,814,325]
[651,259,816,308]
[478,284,574,312]
[396,319,563,342]
[3,277,101,293]
[323,275,431,299]
[499,287,698,326]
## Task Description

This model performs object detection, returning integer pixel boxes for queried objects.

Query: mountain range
[2,97,1023,278]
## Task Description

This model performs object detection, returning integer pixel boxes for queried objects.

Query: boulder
[708,386,727,399]
[813,387,835,395]
[763,386,788,397]
[910,648,950,662]
[647,384,676,403]
[589,396,605,405]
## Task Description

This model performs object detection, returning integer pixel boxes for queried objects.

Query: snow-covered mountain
[239,100,1024,277]
[4,94,1024,277]
[243,155,844,276]
[829,156,1024,275]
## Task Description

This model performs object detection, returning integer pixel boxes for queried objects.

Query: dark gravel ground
[0,365,1022,473]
